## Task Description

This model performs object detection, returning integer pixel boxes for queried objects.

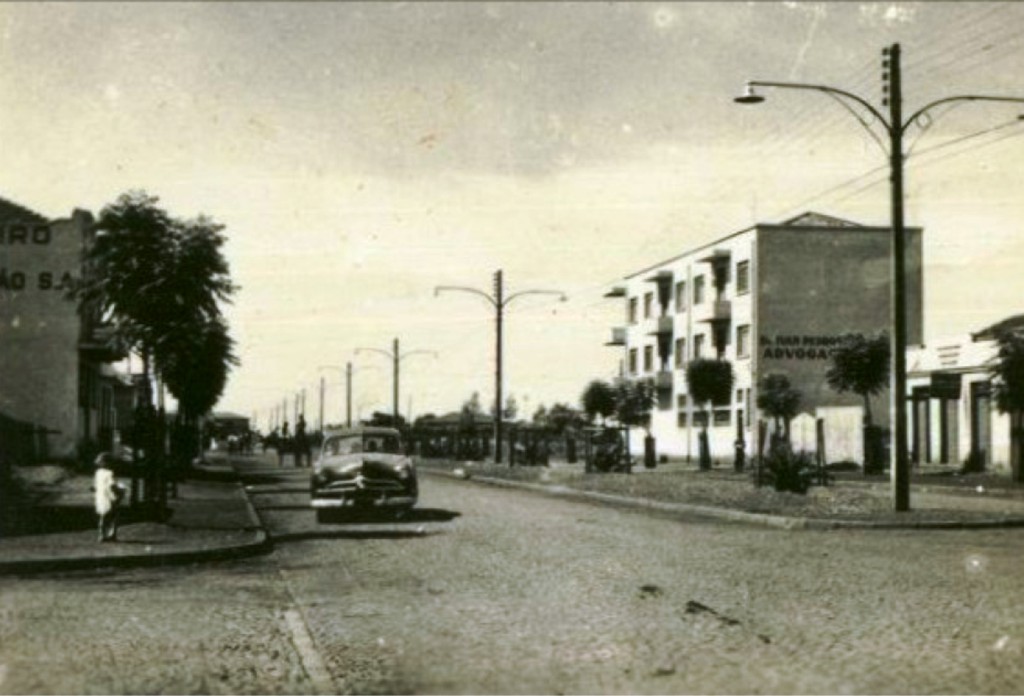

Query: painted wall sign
[759,334,847,360]
[0,225,52,245]
[0,269,76,291]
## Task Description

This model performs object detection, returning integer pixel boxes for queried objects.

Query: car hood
[316,453,411,475]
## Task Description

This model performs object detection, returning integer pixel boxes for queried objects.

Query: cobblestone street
[2,460,1023,694]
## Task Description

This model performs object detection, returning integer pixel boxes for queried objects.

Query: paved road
[2,458,1022,694]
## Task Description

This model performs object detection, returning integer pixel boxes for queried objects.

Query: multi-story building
[606,212,924,460]
[0,196,130,462]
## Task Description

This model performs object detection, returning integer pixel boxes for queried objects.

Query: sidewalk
[420,460,1024,530]
[0,462,269,575]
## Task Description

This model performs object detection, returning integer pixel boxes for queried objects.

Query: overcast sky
[3,2,1024,426]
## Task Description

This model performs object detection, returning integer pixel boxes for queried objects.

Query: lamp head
[735,83,765,105]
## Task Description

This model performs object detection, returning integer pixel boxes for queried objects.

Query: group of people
[264,414,312,467]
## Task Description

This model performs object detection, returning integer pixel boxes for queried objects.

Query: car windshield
[322,433,403,456]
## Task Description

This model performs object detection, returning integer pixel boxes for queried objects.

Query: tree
[686,359,735,470]
[826,333,889,472]
[613,378,656,434]
[991,330,1024,481]
[756,373,802,445]
[73,191,237,506]
[825,333,890,427]
[546,403,584,435]
[581,380,616,425]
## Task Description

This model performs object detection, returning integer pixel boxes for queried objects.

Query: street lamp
[736,43,1024,512]
[355,338,437,424]
[435,269,567,465]
[318,363,378,429]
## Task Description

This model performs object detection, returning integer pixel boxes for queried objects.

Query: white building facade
[607,212,924,462]
[906,316,1023,477]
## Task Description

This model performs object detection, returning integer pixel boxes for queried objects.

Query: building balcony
[647,315,674,336]
[698,299,732,323]
[79,325,127,362]
[605,327,627,346]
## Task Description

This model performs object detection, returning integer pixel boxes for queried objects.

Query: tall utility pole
[319,376,325,432]
[436,270,566,464]
[346,362,352,427]
[736,43,1024,511]
[355,340,436,424]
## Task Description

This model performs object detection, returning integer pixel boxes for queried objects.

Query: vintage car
[310,426,417,521]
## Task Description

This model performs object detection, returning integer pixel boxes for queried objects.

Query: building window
[643,345,654,372]
[736,389,743,404]
[629,348,638,374]
[713,409,731,426]
[628,297,638,325]
[677,411,688,428]
[694,334,706,359]
[643,292,653,319]
[736,324,751,359]
[674,281,686,313]
[693,275,705,305]
[674,337,686,368]
[736,260,750,295]
[693,411,708,427]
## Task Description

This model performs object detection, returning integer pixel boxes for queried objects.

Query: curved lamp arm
[901,95,1024,135]
[355,347,395,360]
[434,285,497,307]
[399,349,439,361]
[503,289,568,309]
[743,80,891,133]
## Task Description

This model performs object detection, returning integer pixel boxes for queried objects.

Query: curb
[421,468,1024,530]
[0,479,273,577]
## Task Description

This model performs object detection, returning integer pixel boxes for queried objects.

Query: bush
[962,450,986,474]
[756,446,827,494]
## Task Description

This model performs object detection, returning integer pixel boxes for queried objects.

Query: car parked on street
[310,426,417,522]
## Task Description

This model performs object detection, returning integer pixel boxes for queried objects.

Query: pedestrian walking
[294,415,310,467]
[93,453,125,542]
[279,421,290,467]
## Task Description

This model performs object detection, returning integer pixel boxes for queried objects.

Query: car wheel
[316,509,339,524]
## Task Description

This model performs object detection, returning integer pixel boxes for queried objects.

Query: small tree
[613,377,656,463]
[756,373,801,447]
[686,359,735,470]
[581,379,617,425]
[991,330,1024,481]
[826,333,889,472]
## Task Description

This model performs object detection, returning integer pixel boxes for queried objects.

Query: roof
[0,196,47,226]
[622,211,897,281]
[972,313,1024,341]
[323,425,402,437]
[212,411,249,421]
[779,211,864,228]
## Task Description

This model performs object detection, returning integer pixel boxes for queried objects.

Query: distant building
[606,212,924,460]
[0,196,130,461]
[906,315,1024,477]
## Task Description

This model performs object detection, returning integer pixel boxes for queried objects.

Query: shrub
[962,450,986,474]
[756,446,826,494]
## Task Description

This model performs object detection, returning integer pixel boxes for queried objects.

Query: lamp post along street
[737,43,1024,512]
[436,270,566,465]
[355,340,437,426]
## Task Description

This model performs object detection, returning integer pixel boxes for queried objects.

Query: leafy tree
[581,379,616,424]
[547,403,584,435]
[461,391,483,420]
[503,394,518,421]
[532,404,549,426]
[613,377,656,434]
[991,330,1024,481]
[686,359,735,469]
[756,373,802,444]
[825,333,890,427]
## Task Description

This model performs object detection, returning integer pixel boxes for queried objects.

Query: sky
[3,2,1024,428]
